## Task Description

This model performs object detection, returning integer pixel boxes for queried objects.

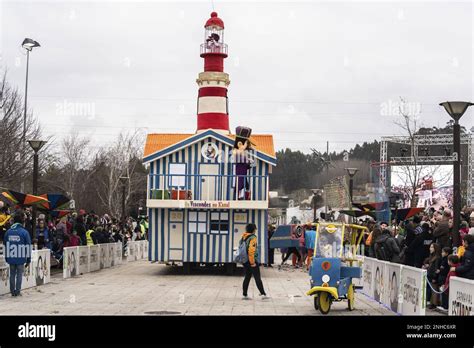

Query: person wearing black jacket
[437,247,451,285]
[374,228,401,263]
[112,227,123,243]
[423,242,441,309]
[433,212,451,248]
[453,235,474,280]
[407,223,433,268]
[74,215,87,245]
[402,216,421,266]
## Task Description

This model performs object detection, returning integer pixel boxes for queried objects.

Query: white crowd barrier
[63,240,148,279]
[361,257,426,315]
[0,249,51,295]
[63,242,123,279]
[448,276,474,316]
[126,240,148,262]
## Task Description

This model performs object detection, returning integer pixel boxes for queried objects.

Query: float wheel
[347,284,355,311]
[317,292,332,315]
[313,295,319,310]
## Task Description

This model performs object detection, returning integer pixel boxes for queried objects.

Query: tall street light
[28,139,47,241]
[119,176,129,221]
[345,167,359,203]
[21,38,41,192]
[440,101,473,247]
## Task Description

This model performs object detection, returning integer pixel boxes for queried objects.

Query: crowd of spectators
[363,207,474,311]
[0,201,148,267]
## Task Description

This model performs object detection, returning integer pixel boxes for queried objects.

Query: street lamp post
[21,38,41,192]
[440,101,473,247]
[119,176,129,221]
[345,167,359,203]
[28,139,47,241]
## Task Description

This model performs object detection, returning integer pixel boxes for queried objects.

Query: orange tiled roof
[144,133,275,159]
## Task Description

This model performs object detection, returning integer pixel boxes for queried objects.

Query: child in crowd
[439,254,460,311]
[437,247,451,287]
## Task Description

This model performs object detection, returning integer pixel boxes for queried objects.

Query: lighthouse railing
[148,174,267,202]
[200,42,228,55]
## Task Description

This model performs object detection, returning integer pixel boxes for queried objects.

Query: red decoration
[198,87,227,98]
[197,113,229,131]
[205,12,224,28]
[322,261,331,271]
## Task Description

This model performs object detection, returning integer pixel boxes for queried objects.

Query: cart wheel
[317,292,331,315]
[313,295,319,310]
[347,284,355,311]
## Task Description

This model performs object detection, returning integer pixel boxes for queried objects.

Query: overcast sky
[1,0,473,155]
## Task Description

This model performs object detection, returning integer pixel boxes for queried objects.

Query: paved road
[0,259,394,316]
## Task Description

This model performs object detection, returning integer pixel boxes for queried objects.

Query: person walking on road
[4,210,32,297]
[241,223,268,300]
[265,224,275,267]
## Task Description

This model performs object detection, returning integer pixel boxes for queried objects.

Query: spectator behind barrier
[452,234,474,280]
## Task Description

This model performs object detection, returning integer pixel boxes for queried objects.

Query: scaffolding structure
[379,133,473,206]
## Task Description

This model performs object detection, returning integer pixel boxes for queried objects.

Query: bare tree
[60,134,93,200]
[95,130,145,217]
[0,71,43,191]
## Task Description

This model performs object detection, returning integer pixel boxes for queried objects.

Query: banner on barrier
[137,241,143,261]
[127,242,137,262]
[78,246,90,274]
[361,257,425,315]
[99,244,106,269]
[89,245,100,272]
[384,262,402,314]
[400,264,426,315]
[104,244,112,268]
[110,243,116,267]
[143,240,149,260]
[448,276,474,316]
[362,257,375,298]
[63,246,79,279]
[1,249,51,295]
[114,242,123,265]
[373,260,388,303]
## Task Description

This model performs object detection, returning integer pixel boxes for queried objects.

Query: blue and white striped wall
[148,208,268,264]
[148,136,270,200]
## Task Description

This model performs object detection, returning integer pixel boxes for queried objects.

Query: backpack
[375,237,393,261]
[233,235,256,264]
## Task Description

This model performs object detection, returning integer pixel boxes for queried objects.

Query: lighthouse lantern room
[143,12,276,273]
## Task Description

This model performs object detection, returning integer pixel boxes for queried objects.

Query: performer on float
[232,126,255,200]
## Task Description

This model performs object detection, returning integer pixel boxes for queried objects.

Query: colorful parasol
[391,207,424,221]
[38,193,71,211]
[1,189,49,207]
[48,210,71,219]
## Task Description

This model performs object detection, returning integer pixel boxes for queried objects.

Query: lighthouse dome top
[205,12,224,29]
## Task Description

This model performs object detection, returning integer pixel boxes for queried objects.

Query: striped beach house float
[142,12,276,273]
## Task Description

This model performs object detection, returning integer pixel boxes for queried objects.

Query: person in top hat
[232,126,255,200]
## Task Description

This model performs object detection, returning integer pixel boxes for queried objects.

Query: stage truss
[378,133,473,207]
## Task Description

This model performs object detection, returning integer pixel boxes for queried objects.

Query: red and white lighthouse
[196,12,230,134]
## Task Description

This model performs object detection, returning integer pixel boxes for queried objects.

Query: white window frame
[188,210,207,234]
[169,163,187,188]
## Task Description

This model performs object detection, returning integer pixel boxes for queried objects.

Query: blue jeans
[9,264,24,295]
